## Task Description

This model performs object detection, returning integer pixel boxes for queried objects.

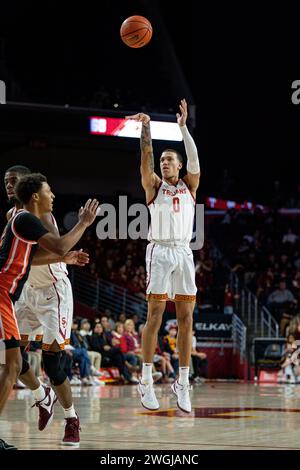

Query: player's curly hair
[15,173,47,204]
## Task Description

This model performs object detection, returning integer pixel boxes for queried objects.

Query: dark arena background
[0,0,300,458]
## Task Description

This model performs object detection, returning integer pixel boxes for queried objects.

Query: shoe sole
[171,384,192,414]
[140,400,160,411]
[61,441,80,447]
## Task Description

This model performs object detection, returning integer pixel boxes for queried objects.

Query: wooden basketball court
[1,382,300,450]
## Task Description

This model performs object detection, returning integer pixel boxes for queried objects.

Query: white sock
[179,367,190,385]
[32,382,46,401]
[141,363,153,384]
[64,404,76,419]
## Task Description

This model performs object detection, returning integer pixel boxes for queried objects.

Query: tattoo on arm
[141,123,154,172]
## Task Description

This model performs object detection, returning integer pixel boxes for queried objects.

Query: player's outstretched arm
[32,248,89,266]
[177,99,201,196]
[38,198,99,256]
[125,113,161,200]
[32,212,90,265]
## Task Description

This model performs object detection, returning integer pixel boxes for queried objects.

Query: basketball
[120,15,152,48]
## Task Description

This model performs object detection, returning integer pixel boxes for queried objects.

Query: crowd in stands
[211,207,300,335]
[79,231,233,316]
[20,313,207,387]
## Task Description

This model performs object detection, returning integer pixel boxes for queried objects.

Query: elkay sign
[194,314,232,339]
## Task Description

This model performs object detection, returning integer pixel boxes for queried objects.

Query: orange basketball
[120,15,152,48]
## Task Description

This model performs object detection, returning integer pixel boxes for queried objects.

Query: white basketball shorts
[15,277,73,350]
[145,242,197,301]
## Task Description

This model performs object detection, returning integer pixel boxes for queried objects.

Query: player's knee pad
[42,350,67,386]
[19,345,30,376]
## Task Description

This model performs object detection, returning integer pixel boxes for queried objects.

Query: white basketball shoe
[171,380,192,413]
[137,380,159,411]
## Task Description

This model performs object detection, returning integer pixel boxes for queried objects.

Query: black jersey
[0,209,48,301]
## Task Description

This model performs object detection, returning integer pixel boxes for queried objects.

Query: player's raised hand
[63,249,89,266]
[176,98,188,127]
[78,199,99,227]
[125,112,150,125]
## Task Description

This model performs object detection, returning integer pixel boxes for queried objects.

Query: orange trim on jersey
[0,223,9,249]
[174,294,196,302]
[20,334,44,342]
[42,339,69,351]
[0,288,20,341]
[147,181,163,206]
[10,243,32,294]
[146,293,169,301]
[1,236,20,273]
[0,239,32,295]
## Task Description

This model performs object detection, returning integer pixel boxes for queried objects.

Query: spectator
[104,309,116,330]
[101,315,113,334]
[256,267,274,301]
[89,323,138,384]
[78,319,102,377]
[224,284,234,314]
[79,318,92,337]
[118,312,127,323]
[120,319,142,367]
[267,279,298,327]
[153,334,176,382]
[282,228,298,245]
[287,314,300,340]
[70,320,103,386]
[163,326,179,375]
[63,346,82,385]
[278,334,299,384]
[191,329,207,383]
[113,322,140,372]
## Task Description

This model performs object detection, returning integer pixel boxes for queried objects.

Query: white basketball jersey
[27,213,68,287]
[148,179,195,246]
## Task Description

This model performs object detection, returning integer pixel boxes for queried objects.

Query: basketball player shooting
[125,99,200,413]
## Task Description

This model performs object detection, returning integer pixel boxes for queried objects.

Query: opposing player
[126,99,200,413]
[0,173,99,450]
[3,165,89,447]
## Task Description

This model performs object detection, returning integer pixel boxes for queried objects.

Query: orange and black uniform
[0,209,48,346]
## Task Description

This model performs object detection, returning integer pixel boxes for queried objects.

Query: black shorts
[4,337,20,350]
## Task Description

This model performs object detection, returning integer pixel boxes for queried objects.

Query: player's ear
[178,162,183,170]
[32,192,39,202]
